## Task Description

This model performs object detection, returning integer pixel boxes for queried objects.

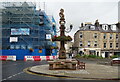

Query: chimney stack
[95,19,99,27]
[81,23,84,27]
[116,22,120,28]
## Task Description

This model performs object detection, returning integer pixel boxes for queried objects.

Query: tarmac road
[1,59,119,82]
[1,61,68,81]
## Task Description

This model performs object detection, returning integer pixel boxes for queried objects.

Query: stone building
[73,20,120,58]
[65,42,73,53]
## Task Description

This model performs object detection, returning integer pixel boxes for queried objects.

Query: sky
[0,0,119,39]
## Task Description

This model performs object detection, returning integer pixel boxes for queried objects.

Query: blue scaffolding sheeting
[1,2,58,60]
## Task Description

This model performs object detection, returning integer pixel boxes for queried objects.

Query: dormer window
[102,24,108,30]
[111,25,117,31]
[90,26,95,30]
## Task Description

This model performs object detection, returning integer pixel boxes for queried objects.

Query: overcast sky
[0,0,119,39]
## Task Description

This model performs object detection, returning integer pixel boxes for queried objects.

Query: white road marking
[7,76,13,79]
[1,78,7,81]
[1,71,24,81]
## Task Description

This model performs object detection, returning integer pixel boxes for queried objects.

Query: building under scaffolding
[1,2,57,60]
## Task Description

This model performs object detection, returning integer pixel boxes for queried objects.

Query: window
[80,41,82,47]
[116,34,118,40]
[27,45,32,49]
[39,16,44,25]
[111,25,117,31]
[94,33,97,38]
[88,41,91,47]
[80,32,82,38]
[32,38,38,41]
[90,26,95,30]
[116,43,119,48]
[110,34,113,39]
[94,41,97,47]
[104,43,106,48]
[15,45,20,49]
[102,25,108,30]
[10,45,14,49]
[110,43,112,48]
[103,34,106,39]
[21,45,26,49]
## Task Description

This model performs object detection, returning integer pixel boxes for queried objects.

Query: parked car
[111,57,120,66]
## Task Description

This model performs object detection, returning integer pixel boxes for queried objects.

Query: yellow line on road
[23,67,79,80]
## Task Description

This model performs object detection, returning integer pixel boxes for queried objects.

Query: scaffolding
[2,2,56,51]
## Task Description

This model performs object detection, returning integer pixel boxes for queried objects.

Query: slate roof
[79,23,120,33]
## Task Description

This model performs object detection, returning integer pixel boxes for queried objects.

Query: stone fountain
[48,9,77,70]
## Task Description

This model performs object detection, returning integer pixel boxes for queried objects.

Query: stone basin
[48,59,78,70]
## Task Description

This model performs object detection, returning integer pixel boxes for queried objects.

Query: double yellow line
[23,67,79,80]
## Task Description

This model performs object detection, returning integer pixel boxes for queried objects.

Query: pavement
[27,62,120,80]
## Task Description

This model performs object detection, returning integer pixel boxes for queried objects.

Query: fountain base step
[48,59,78,70]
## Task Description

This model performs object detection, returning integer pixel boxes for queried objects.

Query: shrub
[50,46,59,49]
[75,54,104,59]
[97,56,103,59]
[75,54,81,58]
[110,55,120,58]
[82,55,89,58]
[88,55,97,58]
[52,35,72,41]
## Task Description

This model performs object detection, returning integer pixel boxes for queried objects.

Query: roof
[79,23,120,33]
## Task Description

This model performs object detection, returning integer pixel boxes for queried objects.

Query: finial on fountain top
[59,9,65,25]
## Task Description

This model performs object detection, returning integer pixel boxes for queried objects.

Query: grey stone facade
[74,21,120,58]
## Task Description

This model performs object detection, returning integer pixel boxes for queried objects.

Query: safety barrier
[33,56,41,61]
[24,56,34,61]
[24,55,58,61]
[0,56,16,61]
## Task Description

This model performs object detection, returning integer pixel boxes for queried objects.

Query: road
[2,61,67,81]
[1,60,118,82]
